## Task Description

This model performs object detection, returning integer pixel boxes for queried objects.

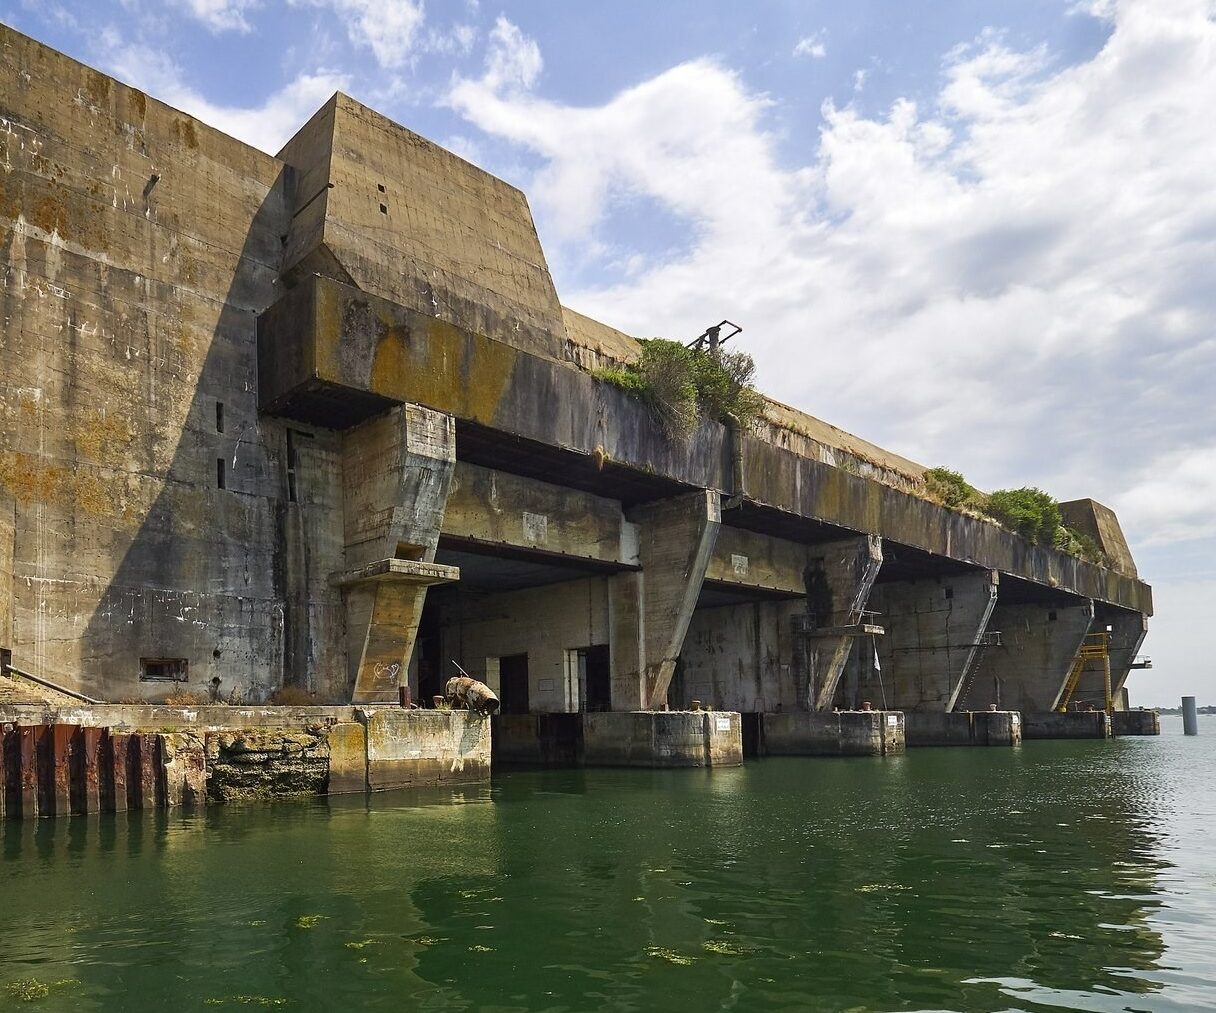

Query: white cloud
[96,32,349,152]
[793,31,826,59]
[449,2,1216,559]
[481,15,542,91]
[181,0,258,33]
[288,0,425,69]
[1116,447,1216,547]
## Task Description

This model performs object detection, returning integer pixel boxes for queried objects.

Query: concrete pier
[761,710,906,757]
[1022,711,1110,740]
[1183,697,1199,735]
[904,710,1022,747]
[1111,709,1160,736]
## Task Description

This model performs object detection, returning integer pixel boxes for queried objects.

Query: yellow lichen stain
[72,409,134,466]
[129,89,147,121]
[179,118,199,150]
[84,69,112,108]
[0,451,64,504]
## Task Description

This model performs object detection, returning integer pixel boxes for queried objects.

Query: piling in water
[1183,696,1199,736]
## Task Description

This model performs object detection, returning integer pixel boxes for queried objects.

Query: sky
[1,0,1212,706]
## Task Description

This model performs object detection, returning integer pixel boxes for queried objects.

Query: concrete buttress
[336,404,457,703]
[1075,607,1149,709]
[962,600,1094,712]
[618,491,721,710]
[861,570,999,711]
[802,536,883,711]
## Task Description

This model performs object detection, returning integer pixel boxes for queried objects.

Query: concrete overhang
[259,274,1152,617]
[329,558,459,589]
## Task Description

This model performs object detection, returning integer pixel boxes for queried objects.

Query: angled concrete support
[1108,609,1149,701]
[615,491,721,710]
[337,405,457,704]
[963,600,1094,713]
[860,570,999,711]
[799,535,884,711]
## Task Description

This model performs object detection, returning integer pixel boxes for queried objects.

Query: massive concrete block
[443,463,638,567]
[800,536,884,711]
[963,601,1094,712]
[581,710,742,768]
[860,570,998,711]
[1059,499,1137,577]
[277,94,567,363]
[325,721,368,794]
[903,710,1022,747]
[338,405,457,704]
[762,710,905,756]
[359,708,490,789]
[622,492,721,709]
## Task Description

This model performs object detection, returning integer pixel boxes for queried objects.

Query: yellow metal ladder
[1056,631,1112,714]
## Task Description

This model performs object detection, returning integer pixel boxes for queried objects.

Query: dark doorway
[499,653,530,714]
[580,645,612,712]
[417,595,444,706]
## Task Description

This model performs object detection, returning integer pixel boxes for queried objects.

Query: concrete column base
[1022,711,1110,739]
[762,711,905,756]
[904,711,1022,747]
[582,711,742,768]
[1112,709,1160,736]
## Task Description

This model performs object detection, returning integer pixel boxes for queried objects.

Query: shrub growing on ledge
[593,339,765,442]
[923,466,984,511]
[984,487,1061,546]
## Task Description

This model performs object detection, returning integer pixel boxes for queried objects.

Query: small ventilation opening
[944,586,954,600]
[215,401,225,433]
[379,203,388,214]
[377,183,386,193]
[216,458,226,489]
[1048,610,1058,621]
[141,657,188,683]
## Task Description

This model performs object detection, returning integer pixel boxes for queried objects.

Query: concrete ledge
[0,703,360,730]
[359,708,490,789]
[905,711,1022,747]
[582,711,742,768]
[762,711,905,756]
[1112,709,1160,736]
[1023,711,1110,739]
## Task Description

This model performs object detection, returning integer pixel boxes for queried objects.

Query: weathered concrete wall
[438,576,611,712]
[962,602,1094,712]
[581,710,742,768]
[762,710,905,756]
[675,600,805,713]
[0,701,359,730]
[1112,709,1159,736]
[706,527,812,595]
[1060,499,1137,577]
[0,493,13,651]
[362,707,490,788]
[0,26,297,701]
[491,713,584,766]
[859,571,998,711]
[1070,607,1149,709]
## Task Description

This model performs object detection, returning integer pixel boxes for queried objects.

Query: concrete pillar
[616,491,721,710]
[861,570,998,711]
[799,535,883,711]
[1104,609,1149,704]
[964,600,1094,713]
[338,404,456,704]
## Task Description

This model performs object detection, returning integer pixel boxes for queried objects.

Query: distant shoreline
[1155,706,1215,715]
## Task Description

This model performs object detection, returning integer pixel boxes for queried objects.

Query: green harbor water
[3,716,1215,1012]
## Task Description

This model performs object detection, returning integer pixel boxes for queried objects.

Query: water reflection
[2,728,1214,1012]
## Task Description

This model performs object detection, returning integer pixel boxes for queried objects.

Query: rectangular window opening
[944,586,954,600]
[216,458,226,490]
[215,401,225,433]
[140,657,188,683]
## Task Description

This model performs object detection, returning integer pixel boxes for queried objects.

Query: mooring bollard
[1182,696,1199,736]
